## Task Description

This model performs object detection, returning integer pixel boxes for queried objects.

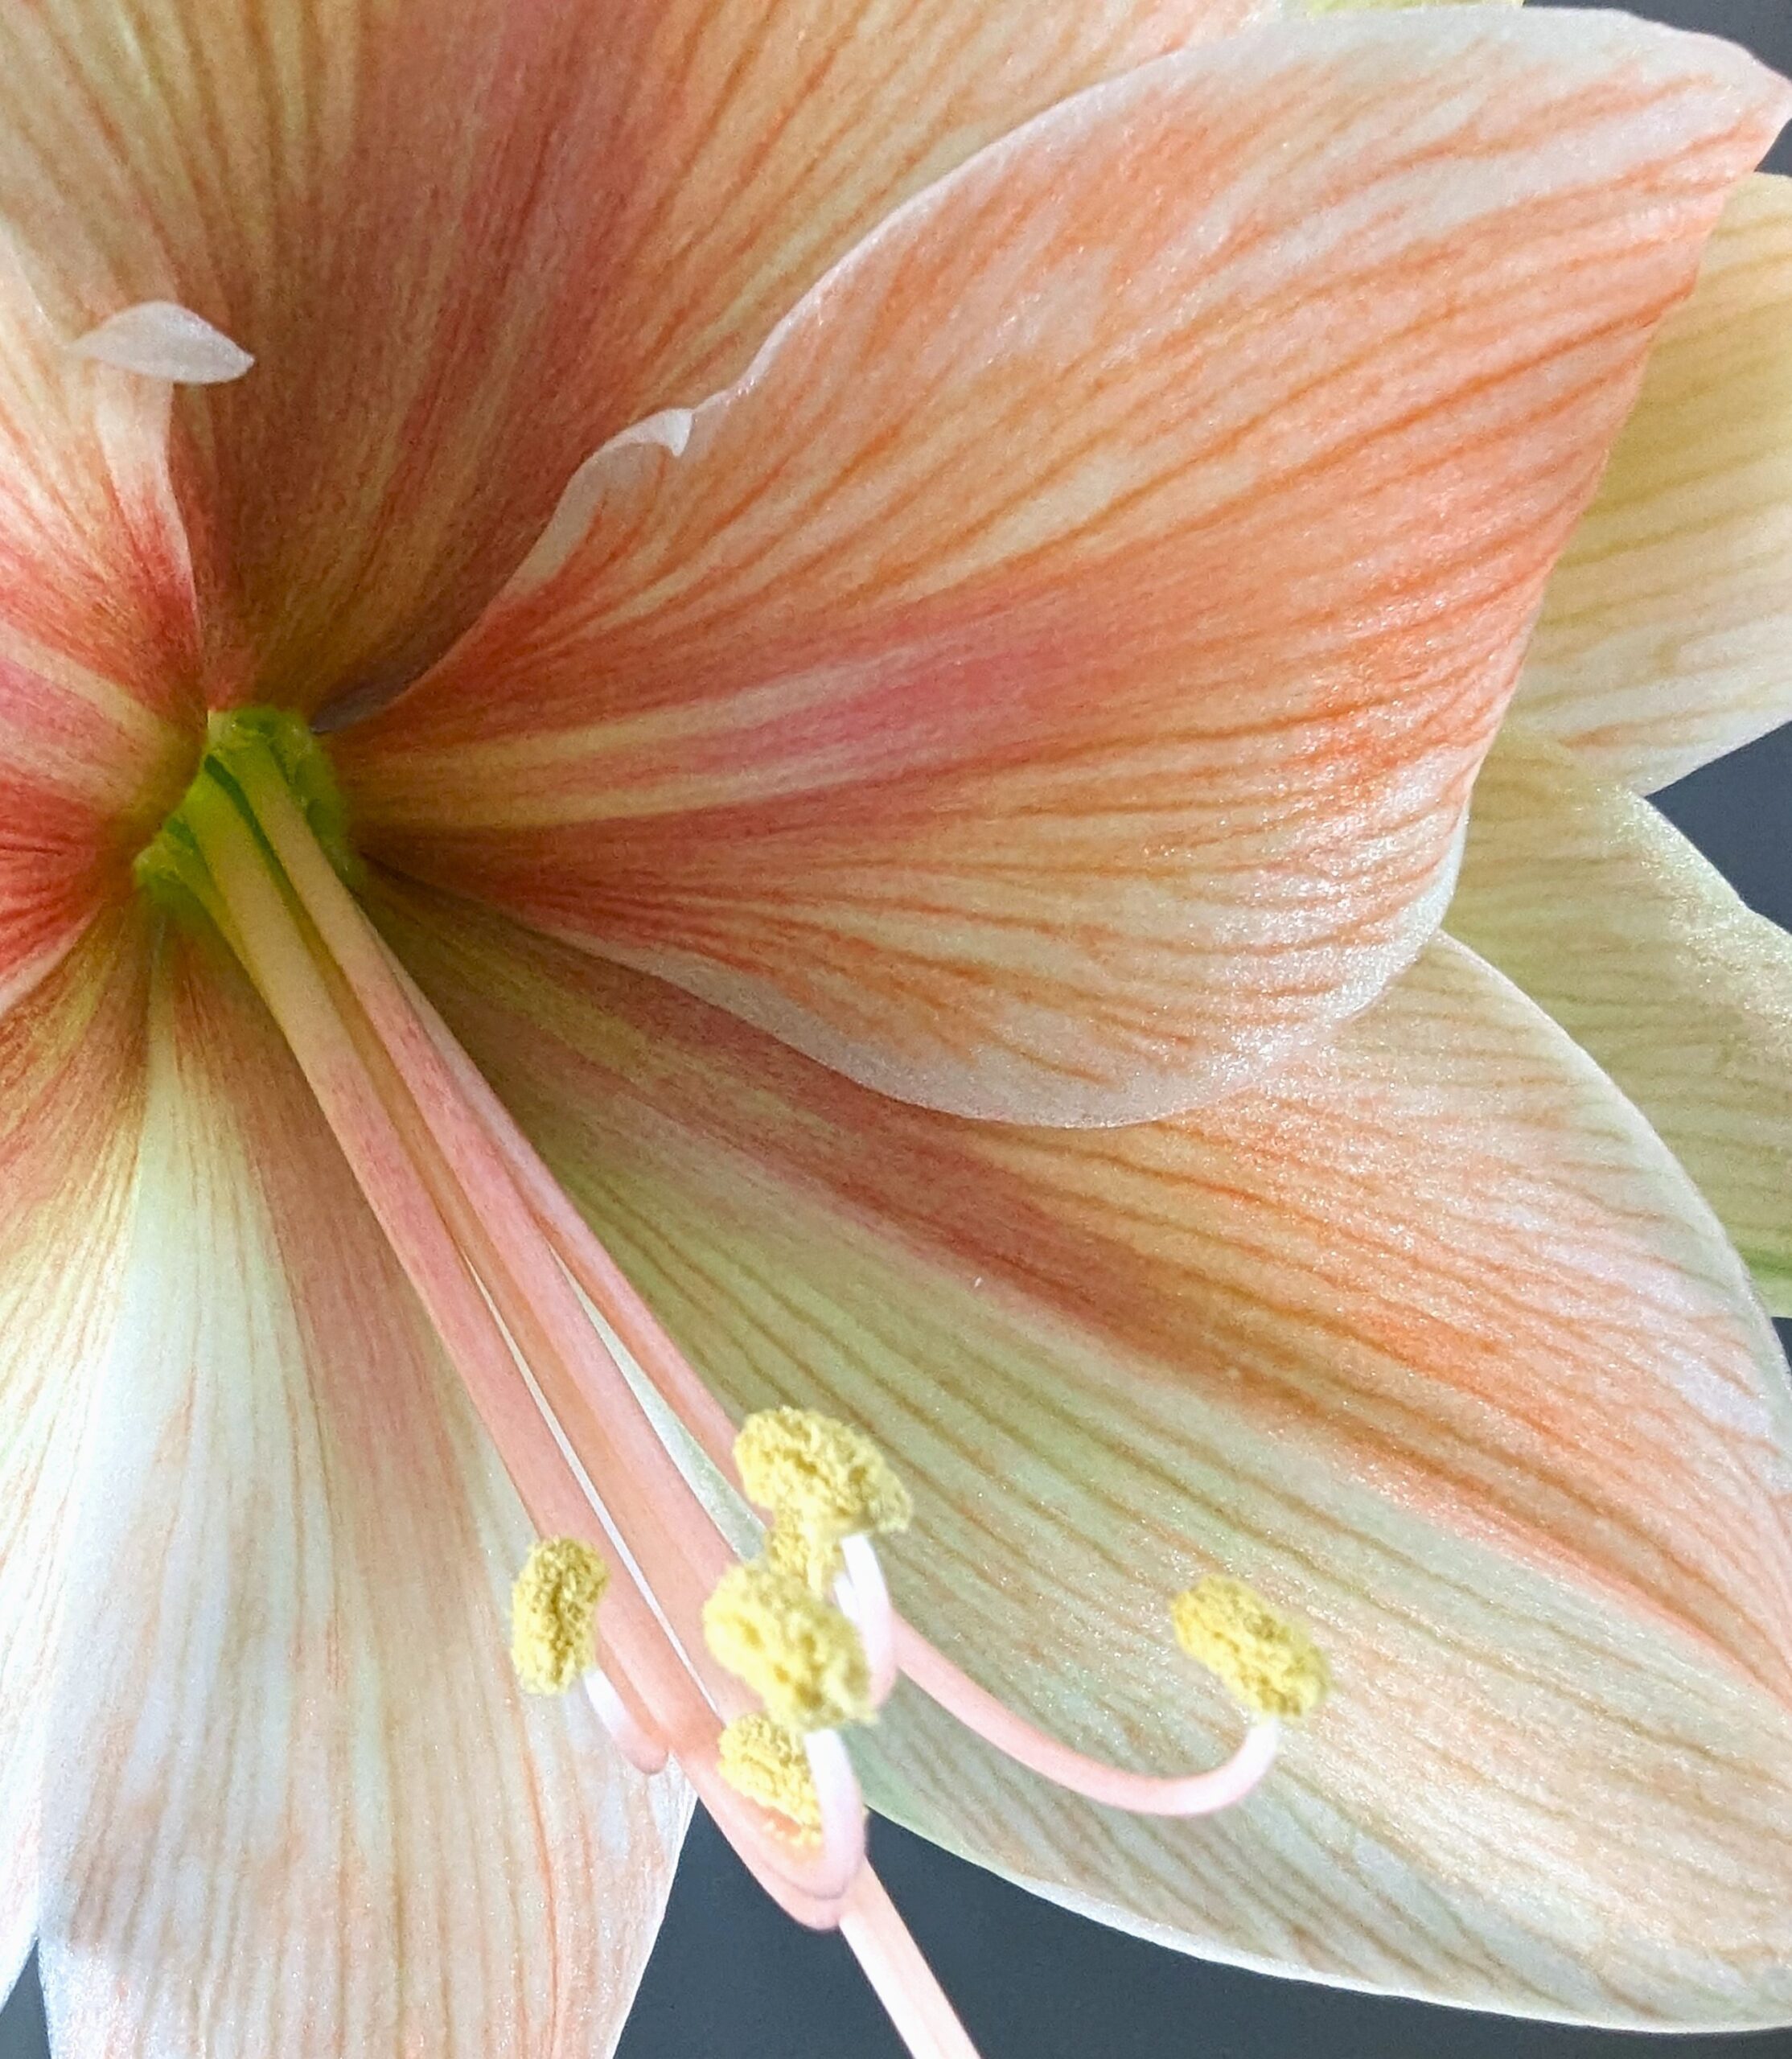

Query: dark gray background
[6,2,1790,2053]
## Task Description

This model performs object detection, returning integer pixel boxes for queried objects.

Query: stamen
[804,1727,873,1892]
[717,1712,824,1840]
[835,1532,898,1707]
[154,709,985,2059]
[894,1621,1281,1817]
[703,1560,873,1732]
[684,1733,866,1925]
[174,754,732,1784]
[419,995,1290,1823]
[584,1667,671,1777]
[217,735,747,1675]
[510,1536,610,1695]
[736,1408,911,1592]
[839,1870,982,2059]
[1170,1575,1330,1720]
[208,707,364,888]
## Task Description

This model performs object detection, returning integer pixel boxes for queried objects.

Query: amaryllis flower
[2,2,1790,2055]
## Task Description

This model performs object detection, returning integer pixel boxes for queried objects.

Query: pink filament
[839,1870,982,2059]
[584,1667,668,1776]
[837,1533,898,1708]
[193,754,997,2053]
[200,735,1285,2059]
[804,1728,870,1897]
[195,780,854,1876]
[897,1621,1280,1814]
[406,939,1284,1822]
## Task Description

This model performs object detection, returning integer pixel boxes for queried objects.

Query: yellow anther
[717,1713,824,1841]
[1170,1575,1330,1721]
[511,1537,609,1695]
[734,1408,911,1591]
[702,1560,872,1733]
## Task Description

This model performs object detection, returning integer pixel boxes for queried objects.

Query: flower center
[139,706,1318,2059]
[134,706,362,920]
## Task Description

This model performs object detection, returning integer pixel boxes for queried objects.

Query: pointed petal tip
[70,302,253,385]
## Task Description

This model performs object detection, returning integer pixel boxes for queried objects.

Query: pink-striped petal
[0,911,150,1995]
[376,878,1792,2024]
[1449,723,1792,1313]
[0,236,200,698]
[1517,174,1792,793]
[340,9,1788,1123]
[0,0,1269,718]
[35,927,688,2058]
[0,637,193,1014]
[0,243,203,1007]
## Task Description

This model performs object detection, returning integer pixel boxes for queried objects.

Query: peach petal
[343,9,1790,1122]
[0,241,203,1004]
[0,0,1272,716]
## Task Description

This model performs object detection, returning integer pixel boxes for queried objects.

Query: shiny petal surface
[380,879,1792,2026]
[36,926,688,2059]
[1518,175,1792,793]
[341,10,1786,1124]
[0,913,150,1995]
[0,0,1270,717]
[1449,725,1792,1313]
[0,242,201,1008]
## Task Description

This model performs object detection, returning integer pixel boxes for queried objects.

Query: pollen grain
[717,1712,824,1840]
[703,1559,872,1732]
[511,1536,610,1695]
[735,1407,911,1592]
[1170,1574,1330,1721]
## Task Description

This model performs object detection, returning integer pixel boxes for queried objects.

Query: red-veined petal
[0,635,193,1014]
[35,926,688,2058]
[376,878,1792,2025]
[1449,723,1792,1313]
[0,241,203,1008]
[1518,174,1792,792]
[0,0,1271,717]
[341,9,1789,1123]
[0,910,150,1994]
[0,233,201,697]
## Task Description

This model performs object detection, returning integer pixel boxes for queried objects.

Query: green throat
[134,706,363,923]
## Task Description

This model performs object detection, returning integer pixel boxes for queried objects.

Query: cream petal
[0,0,1271,716]
[0,912,151,1994]
[378,879,1792,2026]
[1518,175,1792,793]
[1449,723,1792,1313]
[340,8,1787,1124]
[35,927,688,2058]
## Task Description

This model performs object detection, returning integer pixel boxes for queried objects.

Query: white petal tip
[71,302,254,384]
[610,406,695,461]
